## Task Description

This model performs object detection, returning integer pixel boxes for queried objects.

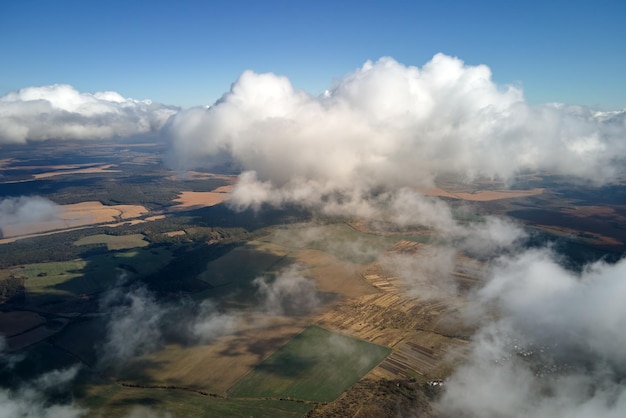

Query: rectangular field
[227,325,391,402]
[82,384,313,418]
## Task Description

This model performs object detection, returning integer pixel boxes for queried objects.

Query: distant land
[0,140,624,417]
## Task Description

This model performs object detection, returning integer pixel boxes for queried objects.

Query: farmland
[171,188,233,210]
[0,141,624,417]
[114,314,311,395]
[6,246,174,304]
[82,384,314,418]
[228,325,391,402]
[0,201,150,242]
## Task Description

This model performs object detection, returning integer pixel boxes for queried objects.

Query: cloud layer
[168,53,626,214]
[0,84,177,143]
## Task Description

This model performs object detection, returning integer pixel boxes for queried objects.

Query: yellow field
[171,188,233,210]
[0,164,121,184]
[1,201,149,242]
[33,164,120,180]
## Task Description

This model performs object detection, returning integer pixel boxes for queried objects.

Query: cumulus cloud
[254,265,320,316]
[0,84,177,143]
[168,53,626,218]
[437,250,626,417]
[479,250,626,363]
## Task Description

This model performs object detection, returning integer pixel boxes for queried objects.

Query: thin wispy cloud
[98,278,240,368]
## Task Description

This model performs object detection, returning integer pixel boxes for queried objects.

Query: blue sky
[1,0,624,109]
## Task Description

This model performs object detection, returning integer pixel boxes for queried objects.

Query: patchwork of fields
[3,147,623,417]
[1,217,464,416]
[228,325,391,402]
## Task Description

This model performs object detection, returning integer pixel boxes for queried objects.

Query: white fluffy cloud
[0,84,177,143]
[438,250,626,417]
[169,53,626,213]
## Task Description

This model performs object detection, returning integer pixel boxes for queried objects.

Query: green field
[15,260,87,294]
[74,233,149,250]
[228,325,391,402]
[11,246,173,305]
[82,384,313,418]
[15,260,92,305]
